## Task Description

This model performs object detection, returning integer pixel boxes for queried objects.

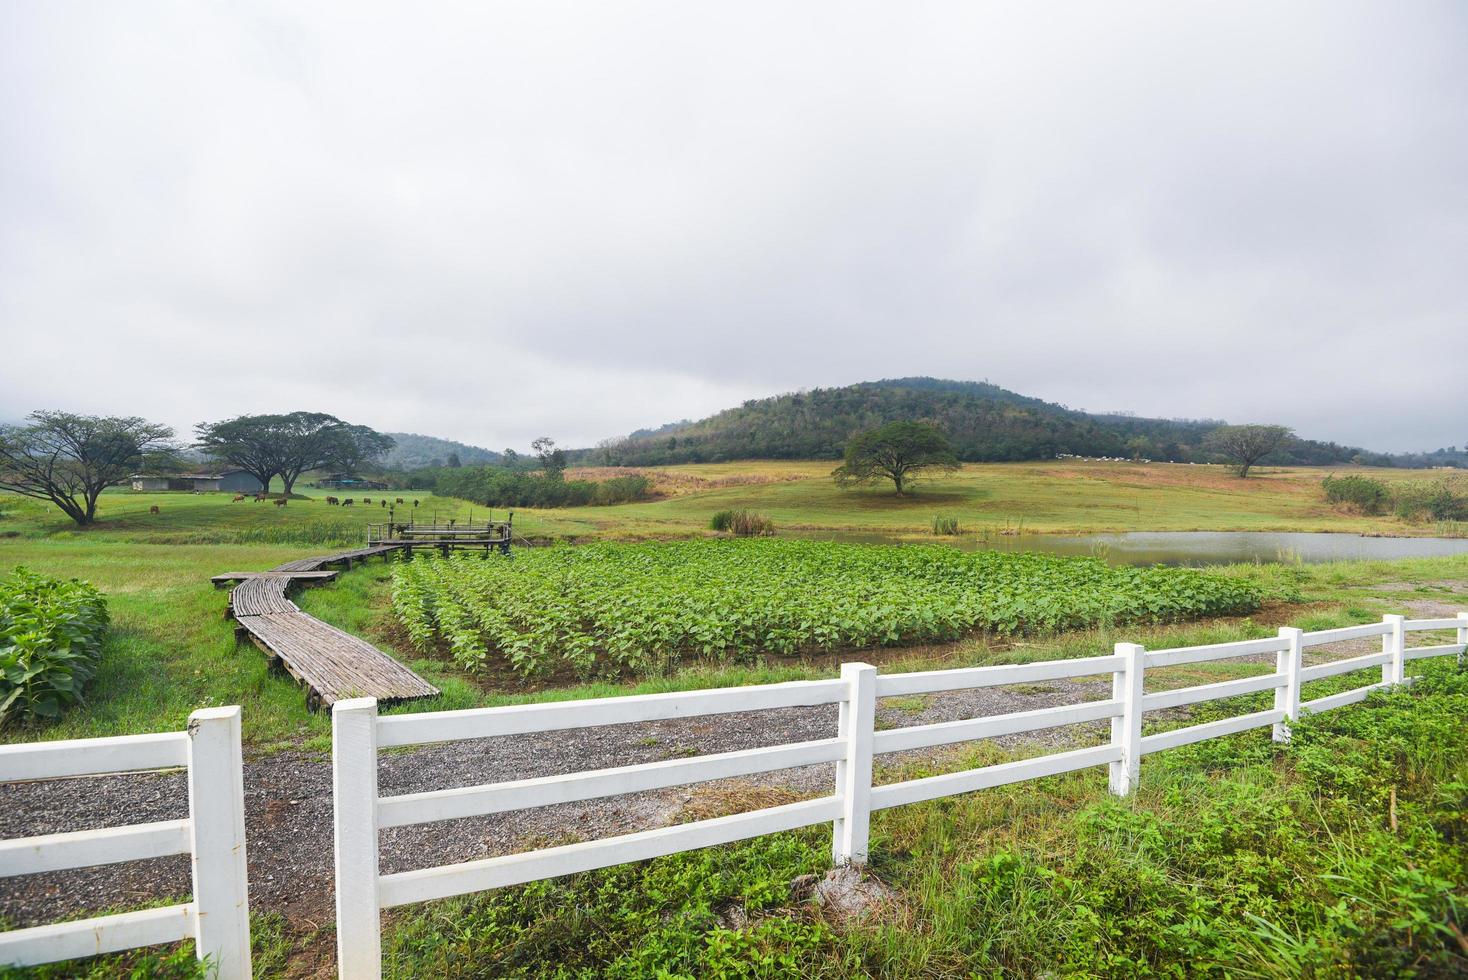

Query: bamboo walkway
[218,545,439,711]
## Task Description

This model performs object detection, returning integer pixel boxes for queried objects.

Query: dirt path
[2,595,1462,931]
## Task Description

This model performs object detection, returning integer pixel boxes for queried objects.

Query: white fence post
[1457,612,1467,669]
[1108,643,1145,796]
[1382,614,1406,685]
[1273,627,1303,743]
[831,662,877,866]
[186,706,251,980]
[333,697,382,980]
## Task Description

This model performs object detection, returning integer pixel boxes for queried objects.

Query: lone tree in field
[1205,424,1293,478]
[0,411,175,525]
[832,420,959,495]
[196,412,394,495]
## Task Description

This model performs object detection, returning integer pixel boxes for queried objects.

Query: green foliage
[392,540,1259,676]
[382,832,835,978]
[1321,474,1392,514]
[415,466,652,508]
[930,515,961,536]
[710,510,775,536]
[1321,475,1466,522]
[1392,479,1468,523]
[0,567,108,726]
[594,377,1368,468]
[832,420,959,495]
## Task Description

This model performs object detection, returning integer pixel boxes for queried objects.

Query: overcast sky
[2,2,1464,454]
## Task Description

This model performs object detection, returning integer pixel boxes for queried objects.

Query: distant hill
[380,433,501,470]
[584,377,1376,467]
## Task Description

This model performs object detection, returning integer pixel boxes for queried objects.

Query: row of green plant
[1323,474,1468,521]
[391,540,1260,676]
[377,661,1468,977]
[0,567,109,727]
[709,509,775,536]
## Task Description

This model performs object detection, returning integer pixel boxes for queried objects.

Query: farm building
[130,470,264,493]
[312,473,389,490]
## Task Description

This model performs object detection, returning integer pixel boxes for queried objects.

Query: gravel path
[2,594,1461,930]
[0,675,1113,928]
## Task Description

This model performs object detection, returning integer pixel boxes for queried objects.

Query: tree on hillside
[0,411,175,525]
[532,436,566,479]
[1205,424,1293,478]
[832,421,959,495]
[196,412,394,495]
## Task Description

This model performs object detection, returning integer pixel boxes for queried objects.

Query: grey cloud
[2,1,1464,452]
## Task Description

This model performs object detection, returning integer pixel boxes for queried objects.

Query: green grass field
[1,464,1465,748]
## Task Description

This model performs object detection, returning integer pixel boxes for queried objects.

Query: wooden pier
[367,518,513,555]
[219,545,439,711]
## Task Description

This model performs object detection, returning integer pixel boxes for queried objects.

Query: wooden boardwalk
[219,545,439,711]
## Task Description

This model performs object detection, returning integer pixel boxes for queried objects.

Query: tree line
[0,410,394,525]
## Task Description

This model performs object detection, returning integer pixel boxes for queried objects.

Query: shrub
[0,567,109,726]
[931,515,961,535]
[1391,480,1468,522]
[709,509,774,536]
[1321,475,1390,515]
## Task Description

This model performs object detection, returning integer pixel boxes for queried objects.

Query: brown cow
[395,497,404,504]
[274,498,288,507]
[253,493,267,502]
[412,499,420,507]
[149,505,160,515]
[231,495,245,503]
[342,498,354,507]
[362,497,372,504]
[380,499,387,507]
[325,496,339,506]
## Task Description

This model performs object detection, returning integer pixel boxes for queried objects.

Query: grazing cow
[362,497,372,504]
[395,497,404,504]
[325,496,339,506]
[274,498,288,507]
[342,498,354,507]
[149,505,160,515]
[253,493,267,502]
[380,499,387,507]
[413,499,420,507]
[231,495,245,503]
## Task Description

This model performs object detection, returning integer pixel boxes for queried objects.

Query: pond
[781,529,1468,566]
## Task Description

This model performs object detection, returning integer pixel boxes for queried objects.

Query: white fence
[0,707,251,979]
[331,611,1468,979]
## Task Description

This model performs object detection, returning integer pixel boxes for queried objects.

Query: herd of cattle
[219,493,421,508]
[144,493,423,515]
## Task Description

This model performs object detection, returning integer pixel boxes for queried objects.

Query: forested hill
[381,433,501,470]
[586,378,1375,466]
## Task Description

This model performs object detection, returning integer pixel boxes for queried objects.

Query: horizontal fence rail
[331,609,1467,979]
[0,708,251,978]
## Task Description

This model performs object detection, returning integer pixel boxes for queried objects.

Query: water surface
[782,529,1468,566]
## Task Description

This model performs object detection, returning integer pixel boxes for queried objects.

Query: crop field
[391,540,1262,675]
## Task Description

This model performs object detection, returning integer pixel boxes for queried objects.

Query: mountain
[583,377,1373,467]
[380,433,502,470]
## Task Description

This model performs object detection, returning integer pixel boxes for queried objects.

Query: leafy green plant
[930,515,961,536]
[392,540,1260,676]
[1321,475,1391,515]
[0,567,109,726]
